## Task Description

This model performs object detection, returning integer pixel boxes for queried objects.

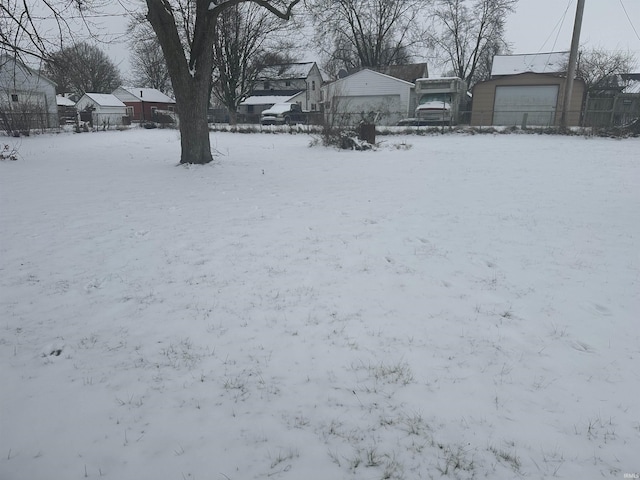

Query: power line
[618,0,640,43]
[537,0,574,53]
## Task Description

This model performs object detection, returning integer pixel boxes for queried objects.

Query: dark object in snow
[1,144,18,161]
[339,134,374,150]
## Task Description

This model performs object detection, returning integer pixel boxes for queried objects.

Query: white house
[0,54,58,132]
[322,69,414,126]
[252,62,324,111]
[238,62,324,121]
[75,93,127,127]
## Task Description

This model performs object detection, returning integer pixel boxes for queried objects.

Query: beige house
[471,73,586,127]
[471,52,586,127]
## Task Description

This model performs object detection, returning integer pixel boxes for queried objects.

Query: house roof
[240,94,299,106]
[257,62,317,81]
[491,52,569,76]
[621,73,640,94]
[82,93,126,107]
[329,68,415,89]
[369,63,429,83]
[117,86,175,103]
[343,63,429,84]
[623,80,640,94]
[0,53,57,88]
[56,95,75,107]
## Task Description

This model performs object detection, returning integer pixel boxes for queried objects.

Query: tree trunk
[176,76,213,164]
[228,109,238,126]
[146,0,216,165]
[145,0,299,163]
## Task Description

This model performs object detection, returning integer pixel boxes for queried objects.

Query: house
[470,52,585,127]
[238,93,301,123]
[75,93,127,127]
[238,62,324,121]
[112,87,176,123]
[56,95,76,125]
[0,54,58,133]
[322,69,415,126]
[583,73,640,128]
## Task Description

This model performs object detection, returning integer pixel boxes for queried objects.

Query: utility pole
[561,0,585,128]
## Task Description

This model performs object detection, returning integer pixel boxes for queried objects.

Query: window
[126,106,134,117]
[11,94,19,102]
[285,80,291,87]
[264,81,270,90]
[311,103,317,111]
[312,81,316,91]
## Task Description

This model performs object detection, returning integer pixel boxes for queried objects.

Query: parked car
[260,103,306,125]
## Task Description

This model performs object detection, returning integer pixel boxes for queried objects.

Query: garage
[334,94,402,125]
[493,85,559,126]
[323,69,413,126]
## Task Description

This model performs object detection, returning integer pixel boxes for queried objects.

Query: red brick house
[112,87,176,122]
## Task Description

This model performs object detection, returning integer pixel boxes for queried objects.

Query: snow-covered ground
[1,129,638,480]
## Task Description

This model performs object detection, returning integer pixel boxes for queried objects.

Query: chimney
[140,90,143,98]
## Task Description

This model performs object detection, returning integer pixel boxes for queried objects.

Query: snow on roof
[119,87,175,103]
[416,76,461,82]
[336,68,415,87]
[56,95,75,107]
[262,103,296,114]
[84,93,126,107]
[491,52,569,76]
[623,80,640,94]
[257,62,316,80]
[240,95,297,106]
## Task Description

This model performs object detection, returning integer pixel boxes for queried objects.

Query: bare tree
[3,0,301,164]
[575,47,637,92]
[429,0,517,87]
[144,0,300,164]
[307,0,426,79]
[1,0,77,61]
[131,39,172,94]
[43,42,122,95]
[211,2,294,125]
[128,23,173,95]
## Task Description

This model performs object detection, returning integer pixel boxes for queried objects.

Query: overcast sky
[96,0,640,80]
[505,0,640,55]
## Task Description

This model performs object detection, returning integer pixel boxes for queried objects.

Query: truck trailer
[399,77,467,126]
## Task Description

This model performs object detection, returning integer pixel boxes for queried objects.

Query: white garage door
[336,95,403,126]
[493,85,559,126]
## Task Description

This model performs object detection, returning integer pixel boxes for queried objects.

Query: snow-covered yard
[1,129,639,479]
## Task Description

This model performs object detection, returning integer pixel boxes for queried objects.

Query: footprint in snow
[42,342,65,357]
[582,303,612,317]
